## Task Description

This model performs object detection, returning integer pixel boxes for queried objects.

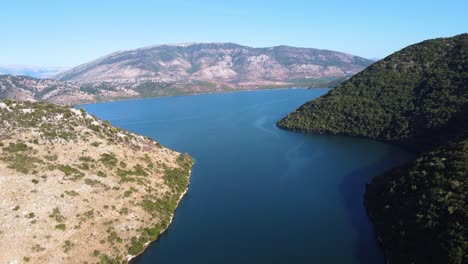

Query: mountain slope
[277,33,468,264]
[278,34,468,152]
[0,74,139,105]
[0,100,193,263]
[55,43,373,90]
[365,139,467,264]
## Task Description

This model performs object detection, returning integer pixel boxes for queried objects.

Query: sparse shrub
[1,153,41,174]
[3,142,29,153]
[84,178,101,187]
[119,208,129,215]
[58,165,84,179]
[31,244,45,252]
[55,223,66,231]
[100,153,118,167]
[79,156,94,162]
[49,207,65,222]
[63,240,73,253]
[65,190,79,197]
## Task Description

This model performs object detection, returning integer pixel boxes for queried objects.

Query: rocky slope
[0,74,139,105]
[277,34,468,264]
[56,42,373,90]
[0,100,193,263]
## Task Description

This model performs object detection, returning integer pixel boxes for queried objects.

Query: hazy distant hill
[0,65,67,78]
[55,43,373,90]
[278,34,468,264]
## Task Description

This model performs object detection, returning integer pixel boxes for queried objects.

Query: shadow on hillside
[337,149,408,264]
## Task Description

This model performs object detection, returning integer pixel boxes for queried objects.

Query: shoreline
[75,86,328,107]
[275,124,415,264]
[127,168,193,263]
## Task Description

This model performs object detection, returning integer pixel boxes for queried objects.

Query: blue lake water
[82,88,412,264]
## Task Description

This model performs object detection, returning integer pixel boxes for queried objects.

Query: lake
[82,88,412,264]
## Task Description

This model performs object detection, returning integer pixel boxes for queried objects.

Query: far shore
[74,86,331,107]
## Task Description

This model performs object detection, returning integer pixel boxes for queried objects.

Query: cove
[81,88,413,264]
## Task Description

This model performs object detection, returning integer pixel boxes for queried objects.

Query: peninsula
[0,100,193,263]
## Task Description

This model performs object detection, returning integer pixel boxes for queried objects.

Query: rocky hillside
[277,33,468,264]
[0,100,193,263]
[56,42,373,90]
[0,75,139,105]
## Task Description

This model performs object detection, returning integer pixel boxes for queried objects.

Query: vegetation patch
[2,142,30,153]
[100,152,118,168]
[58,164,84,179]
[55,223,66,231]
[49,207,66,222]
[0,153,42,174]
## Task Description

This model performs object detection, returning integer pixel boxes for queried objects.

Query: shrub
[55,224,66,231]
[100,153,118,167]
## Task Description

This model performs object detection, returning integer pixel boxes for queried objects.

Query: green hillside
[278,34,467,151]
[277,34,468,264]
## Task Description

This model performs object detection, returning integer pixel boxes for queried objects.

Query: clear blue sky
[2,0,467,67]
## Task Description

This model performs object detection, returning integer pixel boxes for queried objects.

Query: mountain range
[0,43,373,104]
[55,43,373,92]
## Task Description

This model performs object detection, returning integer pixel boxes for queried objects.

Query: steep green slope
[365,140,467,264]
[278,33,467,151]
[277,34,468,264]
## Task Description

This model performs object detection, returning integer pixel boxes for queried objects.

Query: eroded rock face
[0,100,193,263]
[56,43,373,87]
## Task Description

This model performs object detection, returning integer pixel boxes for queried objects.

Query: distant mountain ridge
[1,43,373,105]
[0,65,67,78]
[55,42,373,89]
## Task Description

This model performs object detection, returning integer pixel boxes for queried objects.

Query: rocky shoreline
[128,169,192,263]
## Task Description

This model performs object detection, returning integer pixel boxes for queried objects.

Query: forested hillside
[277,34,468,264]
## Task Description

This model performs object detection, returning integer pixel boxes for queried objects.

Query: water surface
[82,89,412,264]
